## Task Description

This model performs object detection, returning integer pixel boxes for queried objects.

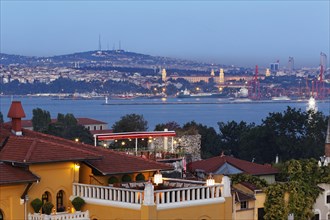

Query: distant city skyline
[0,1,329,68]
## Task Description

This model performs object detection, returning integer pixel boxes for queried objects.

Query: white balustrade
[73,182,223,208]
[155,184,222,205]
[28,210,90,220]
[73,183,143,205]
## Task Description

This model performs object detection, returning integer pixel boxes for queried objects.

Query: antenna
[119,40,121,50]
[98,34,102,51]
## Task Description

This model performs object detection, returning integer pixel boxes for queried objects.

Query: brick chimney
[7,101,26,136]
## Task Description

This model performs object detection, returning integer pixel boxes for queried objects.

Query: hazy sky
[1,1,329,67]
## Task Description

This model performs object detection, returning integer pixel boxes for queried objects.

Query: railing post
[143,182,155,206]
[221,176,231,197]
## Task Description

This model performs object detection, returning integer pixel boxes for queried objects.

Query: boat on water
[109,93,137,100]
[271,96,291,101]
[177,89,226,98]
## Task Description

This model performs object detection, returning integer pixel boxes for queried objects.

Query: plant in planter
[31,198,43,213]
[121,174,132,183]
[42,201,54,215]
[71,196,85,211]
[108,176,119,185]
[135,173,145,182]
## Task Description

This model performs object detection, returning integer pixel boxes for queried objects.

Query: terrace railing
[72,177,228,210]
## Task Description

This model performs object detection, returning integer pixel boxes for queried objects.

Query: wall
[0,184,26,220]
[85,203,140,220]
[28,162,77,213]
[152,135,201,161]
[313,183,330,220]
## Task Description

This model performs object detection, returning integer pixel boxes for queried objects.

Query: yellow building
[0,101,233,220]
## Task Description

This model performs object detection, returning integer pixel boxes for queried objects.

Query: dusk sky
[1,1,329,68]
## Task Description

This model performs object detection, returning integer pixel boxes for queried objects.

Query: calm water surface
[1,96,329,130]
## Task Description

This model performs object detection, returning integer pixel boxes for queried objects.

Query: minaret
[325,118,330,162]
[210,69,215,77]
[161,68,167,82]
[219,69,225,84]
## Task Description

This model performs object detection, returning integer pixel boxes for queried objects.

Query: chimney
[7,101,26,136]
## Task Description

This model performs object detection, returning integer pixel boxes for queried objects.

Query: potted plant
[108,176,119,186]
[71,196,85,212]
[31,198,42,213]
[42,201,54,220]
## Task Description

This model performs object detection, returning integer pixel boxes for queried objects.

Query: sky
[0,0,329,68]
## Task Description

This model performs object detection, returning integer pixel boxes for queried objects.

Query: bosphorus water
[1,96,329,129]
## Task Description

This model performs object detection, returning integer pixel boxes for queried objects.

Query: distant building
[210,69,215,77]
[5,117,109,133]
[270,62,280,72]
[265,68,271,77]
[219,68,225,84]
[161,68,167,81]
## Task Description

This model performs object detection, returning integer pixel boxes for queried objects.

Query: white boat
[271,96,291,101]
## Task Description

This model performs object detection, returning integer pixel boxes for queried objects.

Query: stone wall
[149,134,201,161]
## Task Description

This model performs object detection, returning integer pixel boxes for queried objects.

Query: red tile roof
[0,162,39,185]
[189,155,278,176]
[0,123,172,174]
[76,118,107,125]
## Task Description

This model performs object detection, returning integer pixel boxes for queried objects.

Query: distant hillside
[0,50,224,71]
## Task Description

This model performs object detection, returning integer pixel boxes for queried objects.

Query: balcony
[28,210,89,220]
[72,178,229,210]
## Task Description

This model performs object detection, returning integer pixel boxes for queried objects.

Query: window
[258,208,265,220]
[328,214,330,220]
[94,126,96,130]
[42,191,51,214]
[56,190,65,212]
[240,201,248,209]
[87,126,90,130]
[327,194,330,203]
[100,126,103,130]
[311,214,320,220]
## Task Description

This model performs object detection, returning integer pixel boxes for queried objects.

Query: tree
[112,114,148,132]
[46,113,93,144]
[154,121,181,131]
[261,107,327,161]
[32,108,51,132]
[218,120,255,157]
[0,112,3,123]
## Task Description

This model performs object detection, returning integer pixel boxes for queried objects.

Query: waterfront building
[0,101,232,220]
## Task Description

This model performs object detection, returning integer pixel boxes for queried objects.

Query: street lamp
[154,170,163,185]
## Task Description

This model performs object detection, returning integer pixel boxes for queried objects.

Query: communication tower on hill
[98,34,102,51]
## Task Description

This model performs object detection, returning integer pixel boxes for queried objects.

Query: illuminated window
[42,191,51,214]
[56,190,65,212]
[240,201,248,209]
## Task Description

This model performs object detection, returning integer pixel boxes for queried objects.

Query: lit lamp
[74,162,80,170]
[153,170,163,185]
[206,174,215,186]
